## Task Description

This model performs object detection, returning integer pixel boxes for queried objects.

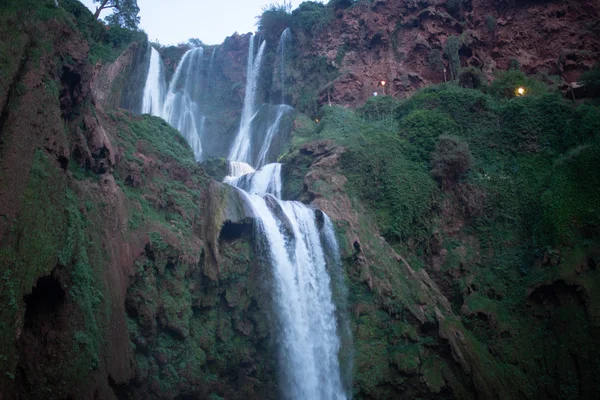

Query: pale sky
[79,0,324,45]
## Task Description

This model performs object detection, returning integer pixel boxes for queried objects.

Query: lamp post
[380,80,386,95]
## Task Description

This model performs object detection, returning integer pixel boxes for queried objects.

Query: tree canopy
[93,0,140,30]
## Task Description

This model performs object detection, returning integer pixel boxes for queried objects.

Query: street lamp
[380,80,386,95]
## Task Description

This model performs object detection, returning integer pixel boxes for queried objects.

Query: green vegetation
[258,1,293,43]
[292,1,334,34]
[286,74,600,397]
[428,49,444,72]
[458,66,484,89]
[485,14,497,32]
[580,63,600,94]
[0,0,147,66]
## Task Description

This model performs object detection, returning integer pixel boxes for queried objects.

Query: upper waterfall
[162,47,205,161]
[228,35,267,165]
[141,46,166,116]
[276,27,291,105]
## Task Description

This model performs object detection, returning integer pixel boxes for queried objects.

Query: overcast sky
[79,0,324,45]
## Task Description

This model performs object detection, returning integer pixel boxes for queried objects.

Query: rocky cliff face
[289,0,600,107]
[0,2,276,399]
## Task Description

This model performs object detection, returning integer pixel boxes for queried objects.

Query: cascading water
[141,46,166,116]
[225,163,349,400]
[137,28,350,400]
[276,28,291,104]
[162,47,205,161]
[254,28,294,168]
[256,105,293,168]
[228,35,267,164]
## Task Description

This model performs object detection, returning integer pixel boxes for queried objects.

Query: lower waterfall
[224,163,348,400]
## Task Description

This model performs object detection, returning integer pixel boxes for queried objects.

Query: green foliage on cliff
[444,35,461,79]
[292,1,333,34]
[288,77,600,397]
[258,1,292,42]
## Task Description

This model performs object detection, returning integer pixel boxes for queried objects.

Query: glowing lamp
[380,80,386,86]
[516,87,526,96]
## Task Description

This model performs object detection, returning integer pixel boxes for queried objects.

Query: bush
[444,35,461,80]
[446,0,470,17]
[398,109,459,161]
[458,67,484,89]
[485,15,496,32]
[538,143,600,246]
[580,64,600,95]
[430,135,472,187]
[291,1,333,34]
[328,0,355,8]
[486,70,547,98]
[428,49,444,72]
[359,95,400,122]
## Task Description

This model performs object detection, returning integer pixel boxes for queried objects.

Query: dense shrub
[358,95,400,121]
[398,109,459,160]
[486,70,547,98]
[291,1,333,34]
[446,0,471,17]
[485,14,496,32]
[508,58,520,70]
[430,135,472,187]
[428,49,444,72]
[580,64,600,95]
[458,67,485,89]
[538,143,600,246]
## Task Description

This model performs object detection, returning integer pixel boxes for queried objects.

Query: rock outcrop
[290,0,600,106]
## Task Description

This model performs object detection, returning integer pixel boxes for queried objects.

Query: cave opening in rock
[218,219,253,243]
[23,275,65,327]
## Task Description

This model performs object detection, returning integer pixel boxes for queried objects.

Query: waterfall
[227,163,282,198]
[277,28,291,104]
[141,46,166,116]
[224,164,348,400]
[228,36,267,164]
[256,105,293,168]
[136,31,350,399]
[162,47,205,161]
[207,46,218,87]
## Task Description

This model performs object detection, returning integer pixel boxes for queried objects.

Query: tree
[93,0,140,30]
[444,35,461,80]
